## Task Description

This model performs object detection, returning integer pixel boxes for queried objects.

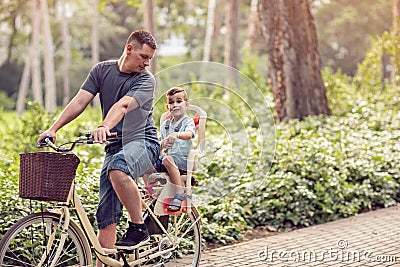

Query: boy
[157,87,196,212]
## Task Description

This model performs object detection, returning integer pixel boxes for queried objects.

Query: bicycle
[0,105,207,267]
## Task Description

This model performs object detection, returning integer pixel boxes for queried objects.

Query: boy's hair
[166,87,188,101]
[127,30,157,50]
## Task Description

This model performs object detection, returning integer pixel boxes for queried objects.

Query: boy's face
[166,92,189,119]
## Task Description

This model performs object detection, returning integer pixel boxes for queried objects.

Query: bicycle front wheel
[0,212,92,266]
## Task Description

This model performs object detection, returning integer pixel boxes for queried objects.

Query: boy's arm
[161,117,195,147]
[178,117,196,140]
[174,130,194,140]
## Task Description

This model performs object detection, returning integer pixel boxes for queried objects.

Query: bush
[0,103,103,238]
[323,67,359,116]
[197,86,400,243]
[0,85,399,246]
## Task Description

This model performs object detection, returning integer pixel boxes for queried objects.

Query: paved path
[200,204,400,266]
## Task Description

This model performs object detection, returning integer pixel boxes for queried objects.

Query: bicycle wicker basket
[19,152,80,202]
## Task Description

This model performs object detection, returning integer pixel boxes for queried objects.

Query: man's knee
[162,156,177,168]
[109,169,129,183]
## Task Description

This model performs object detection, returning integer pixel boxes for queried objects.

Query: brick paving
[200,204,400,266]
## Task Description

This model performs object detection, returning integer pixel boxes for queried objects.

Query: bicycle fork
[37,206,70,267]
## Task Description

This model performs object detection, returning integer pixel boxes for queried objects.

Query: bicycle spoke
[0,213,91,267]
[2,253,35,267]
[137,210,202,266]
[178,215,201,241]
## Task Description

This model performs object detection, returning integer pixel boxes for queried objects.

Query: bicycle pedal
[156,177,167,185]
[117,249,135,254]
[117,251,132,267]
[153,262,165,267]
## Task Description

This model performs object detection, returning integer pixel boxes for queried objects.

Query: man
[37,30,160,264]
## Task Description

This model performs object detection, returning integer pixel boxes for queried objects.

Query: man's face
[127,43,156,73]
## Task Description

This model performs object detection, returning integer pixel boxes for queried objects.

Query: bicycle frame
[45,179,200,267]
[27,104,207,266]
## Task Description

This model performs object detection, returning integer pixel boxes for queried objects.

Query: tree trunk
[391,0,399,85]
[32,0,42,105]
[245,0,259,50]
[92,0,99,66]
[258,0,330,123]
[203,0,216,61]
[210,3,225,62]
[61,0,71,106]
[91,0,101,107]
[211,3,223,61]
[6,0,19,65]
[144,0,157,75]
[224,0,240,69]
[16,55,30,115]
[40,0,57,112]
[17,0,42,114]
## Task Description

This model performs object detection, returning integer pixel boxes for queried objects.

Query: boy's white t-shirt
[160,115,196,160]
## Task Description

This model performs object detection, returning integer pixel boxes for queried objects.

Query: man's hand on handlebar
[37,130,56,148]
[94,125,112,144]
[36,130,120,152]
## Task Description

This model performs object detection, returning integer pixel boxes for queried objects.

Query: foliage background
[0,0,395,109]
[1,59,399,244]
[0,0,399,246]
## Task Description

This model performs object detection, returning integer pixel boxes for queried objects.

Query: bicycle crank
[159,237,173,259]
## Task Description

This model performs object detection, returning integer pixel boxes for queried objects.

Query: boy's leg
[162,155,183,188]
[162,156,187,211]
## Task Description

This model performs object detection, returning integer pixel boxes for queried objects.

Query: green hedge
[0,88,399,245]
[198,90,400,243]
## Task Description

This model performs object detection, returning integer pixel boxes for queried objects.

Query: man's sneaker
[114,222,150,250]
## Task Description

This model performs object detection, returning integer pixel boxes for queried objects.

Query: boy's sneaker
[114,222,150,250]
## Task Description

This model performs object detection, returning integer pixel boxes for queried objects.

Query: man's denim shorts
[96,139,159,229]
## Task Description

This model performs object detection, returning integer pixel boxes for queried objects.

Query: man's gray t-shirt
[81,60,158,144]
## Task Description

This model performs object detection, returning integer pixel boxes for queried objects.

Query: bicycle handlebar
[38,131,119,152]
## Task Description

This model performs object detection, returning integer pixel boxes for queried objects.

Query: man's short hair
[166,87,188,101]
[127,30,157,49]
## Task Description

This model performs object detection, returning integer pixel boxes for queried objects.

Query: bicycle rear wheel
[139,209,202,267]
[0,212,92,266]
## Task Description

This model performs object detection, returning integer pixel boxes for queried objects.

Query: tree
[143,0,157,74]
[224,0,240,69]
[16,0,42,114]
[60,0,71,106]
[4,0,19,66]
[245,0,260,50]
[203,0,216,61]
[41,0,57,112]
[313,0,392,75]
[31,0,42,106]
[16,53,30,115]
[258,0,330,122]
[92,0,100,107]
[392,0,399,85]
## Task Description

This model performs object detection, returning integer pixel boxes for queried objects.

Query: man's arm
[37,90,94,143]
[94,95,139,142]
